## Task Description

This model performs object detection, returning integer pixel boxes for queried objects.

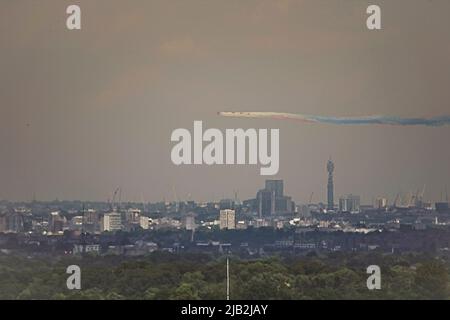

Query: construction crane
[308,192,314,205]
[406,192,414,208]
[110,187,120,211]
[419,184,426,202]
[172,185,180,212]
[172,186,178,203]
[411,185,426,207]
[141,193,146,213]
[393,193,400,208]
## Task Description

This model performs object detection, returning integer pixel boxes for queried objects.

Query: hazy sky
[1,0,449,204]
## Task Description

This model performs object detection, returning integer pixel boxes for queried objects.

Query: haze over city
[1,0,450,204]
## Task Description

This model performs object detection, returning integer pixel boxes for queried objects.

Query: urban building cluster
[1,160,449,257]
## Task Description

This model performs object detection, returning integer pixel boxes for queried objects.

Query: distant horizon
[1,183,447,207]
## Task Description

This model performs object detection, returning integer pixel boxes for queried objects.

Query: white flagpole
[226,257,230,300]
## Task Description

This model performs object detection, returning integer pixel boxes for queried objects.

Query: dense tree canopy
[0,252,448,300]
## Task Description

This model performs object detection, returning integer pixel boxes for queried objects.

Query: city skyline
[0,168,447,208]
[0,154,448,207]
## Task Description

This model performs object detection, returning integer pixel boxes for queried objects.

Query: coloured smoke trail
[218,112,450,127]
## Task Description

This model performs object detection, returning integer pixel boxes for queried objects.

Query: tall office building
[265,180,284,198]
[257,189,275,217]
[185,214,196,231]
[219,199,234,210]
[339,194,361,213]
[139,216,149,230]
[327,158,335,210]
[254,180,295,217]
[103,212,122,232]
[219,209,236,230]
[0,211,24,233]
[83,209,100,234]
[49,211,65,234]
[125,208,141,224]
[375,197,388,209]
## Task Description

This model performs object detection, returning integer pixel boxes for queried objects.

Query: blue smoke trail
[218,112,450,127]
[310,115,450,126]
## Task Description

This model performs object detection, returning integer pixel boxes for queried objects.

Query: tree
[415,260,449,299]
[170,283,200,300]
[238,272,295,300]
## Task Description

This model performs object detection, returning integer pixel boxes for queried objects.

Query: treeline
[0,252,448,300]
